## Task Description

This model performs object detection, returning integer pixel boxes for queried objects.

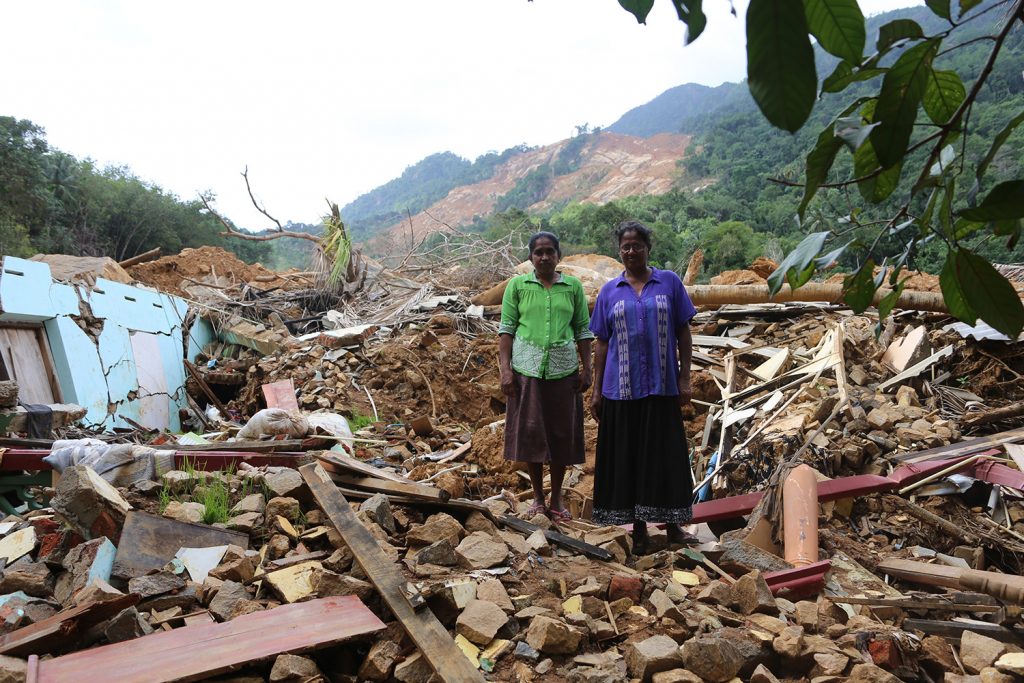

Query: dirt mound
[129,246,297,297]
[748,256,778,279]
[709,269,766,286]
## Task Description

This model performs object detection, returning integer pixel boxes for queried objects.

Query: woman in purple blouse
[589,220,696,555]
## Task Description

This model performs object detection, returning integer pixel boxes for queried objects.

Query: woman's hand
[590,391,602,422]
[500,368,517,397]
[576,370,592,394]
[677,376,692,406]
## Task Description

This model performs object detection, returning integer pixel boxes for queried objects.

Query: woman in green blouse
[499,232,594,522]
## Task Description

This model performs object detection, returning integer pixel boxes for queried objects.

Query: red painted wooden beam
[0,449,306,472]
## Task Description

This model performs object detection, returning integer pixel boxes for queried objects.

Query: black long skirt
[592,395,694,525]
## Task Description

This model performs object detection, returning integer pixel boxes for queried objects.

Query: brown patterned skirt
[503,372,585,465]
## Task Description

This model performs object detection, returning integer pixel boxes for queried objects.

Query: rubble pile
[2,249,1024,682]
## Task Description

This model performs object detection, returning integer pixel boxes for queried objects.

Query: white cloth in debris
[43,439,175,487]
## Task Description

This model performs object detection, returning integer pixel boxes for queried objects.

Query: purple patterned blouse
[589,268,697,400]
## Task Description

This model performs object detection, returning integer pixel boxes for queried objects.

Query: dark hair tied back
[615,220,652,248]
[528,231,561,256]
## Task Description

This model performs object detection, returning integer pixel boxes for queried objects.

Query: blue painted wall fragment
[0,256,195,432]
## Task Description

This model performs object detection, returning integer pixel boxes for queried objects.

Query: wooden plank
[895,426,1024,463]
[0,594,138,657]
[33,596,384,683]
[113,511,248,580]
[0,327,58,404]
[500,515,613,561]
[299,463,485,683]
[828,596,1000,612]
[316,451,416,484]
[900,618,1022,643]
[328,472,449,502]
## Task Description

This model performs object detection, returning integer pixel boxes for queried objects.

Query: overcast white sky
[2,0,919,228]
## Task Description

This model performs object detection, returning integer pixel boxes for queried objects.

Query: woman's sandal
[547,507,572,524]
[525,502,547,518]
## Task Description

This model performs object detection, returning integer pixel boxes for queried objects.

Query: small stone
[360,494,396,536]
[464,511,499,535]
[795,600,819,632]
[415,539,457,566]
[696,580,732,606]
[454,532,508,570]
[357,639,402,681]
[230,493,266,515]
[456,599,509,645]
[0,655,27,683]
[0,558,54,598]
[750,663,781,683]
[312,570,375,604]
[209,554,256,583]
[208,580,250,622]
[163,501,205,524]
[849,663,903,683]
[648,589,683,622]
[680,635,745,683]
[526,530,551,555]
[526,615,582,655]
[608,575,642,604]
[264,469,305,499]
[226,512,262,533]
[104,606,153,643]
[265,496,301,523]
[980,667,1015,683]
[961,630,1010,674]
[773,626,804,658]
[515,641,541,662]
[269,653,322,682]
[393,652,435,683]
[812,652,849,677]
[729,570,777,615]
[652,670,702,683]
[627,634,685,682]
[996,652,1024,676]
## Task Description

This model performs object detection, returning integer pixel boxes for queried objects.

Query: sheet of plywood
[32,596,384,683]
[0,327,60,404]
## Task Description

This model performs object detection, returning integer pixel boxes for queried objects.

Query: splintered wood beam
[316,451,415,484]
[327,472,450,502]
[29,596,383,683]
[299,463,486,683]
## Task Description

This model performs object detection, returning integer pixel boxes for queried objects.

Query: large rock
[476,578,515,612]
[962,631,1011,674]
[625,635,684,682]
[208,580,250,622]
[849,663,903,683]
[406,512,466,547]
[269,654,322,682]
[415,539,457,566]
[104,606,154,643]
[264,469,305,499]
[680,635,746,683]
[360,494,396,536]
[230,493,266,515]
[0,558,55,598]
[265,497,301,523]
[455,532,508,570]
[730,570,777,615]
[456,599,509,645]
[50,465,131,542]
[128,571,186,599]
[61,537,116,602]
[996,652,1024,676]
[358,639,402,681]
[526,615,583,654]
[162,501,205,524]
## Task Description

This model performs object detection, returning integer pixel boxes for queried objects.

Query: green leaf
[975,110,1024,187]
[767,231,829,296]
[869,39,939,169]
[853,140,902,203]
[954,248,1024,337]
[958,0,983,16]
[952,218,985,241]
[925,0,951,19]
[804,0,865,64]
[618,0,655,24]
[923,70,965,125]
[815,241,852,270]
[961,181,1024,221]
[672,0,707,43]
[822,62,886,93]
[876,19,924,53]
[878,280,907,321]
[746,0,817,133]
[940,249,978,325]
[843,259,877,313]
[798,123,844,218]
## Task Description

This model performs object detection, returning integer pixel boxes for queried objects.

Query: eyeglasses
[619,243,647,253]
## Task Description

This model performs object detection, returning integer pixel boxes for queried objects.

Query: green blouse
[498,271,594,380]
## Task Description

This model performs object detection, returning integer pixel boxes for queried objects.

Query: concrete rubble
[0,250,1021,681]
